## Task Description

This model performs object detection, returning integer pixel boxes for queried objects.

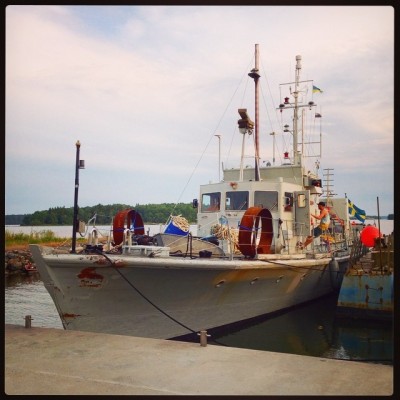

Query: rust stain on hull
[93,257,110,265]
[77,267,104,288]
[62,313,81,318]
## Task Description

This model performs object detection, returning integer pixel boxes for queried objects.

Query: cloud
[5,5,394,216]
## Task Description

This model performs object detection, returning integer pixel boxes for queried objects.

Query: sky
[5,5,394,218]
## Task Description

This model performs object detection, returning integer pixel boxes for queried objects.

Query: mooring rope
[92,249,230,346]
[211,223,240,253]
[169,215,190,232]
[95,250,196,335]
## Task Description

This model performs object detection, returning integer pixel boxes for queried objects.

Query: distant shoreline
[4,216,393,229]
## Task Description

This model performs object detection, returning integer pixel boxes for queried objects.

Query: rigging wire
[259,60,280,130]
[260,59,293,166]
[225,74,251,166]
[170,57,255,217]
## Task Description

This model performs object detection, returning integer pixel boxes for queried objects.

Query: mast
[293,55,301,166]
[278,55,317,169]
[248,44,261,181]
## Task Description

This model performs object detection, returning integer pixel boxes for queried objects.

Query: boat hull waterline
[30,244,348,339]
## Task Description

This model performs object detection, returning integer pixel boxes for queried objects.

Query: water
[5,274,63,329]
[4,224,171,238]
[208,293,393,364]
[5,274,393,365]
[4,219,394,237]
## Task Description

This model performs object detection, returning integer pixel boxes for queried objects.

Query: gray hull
[30,244,349,339]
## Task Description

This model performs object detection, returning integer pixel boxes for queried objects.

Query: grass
[4,229,86,251]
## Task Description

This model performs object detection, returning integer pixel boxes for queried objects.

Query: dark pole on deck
[71,140,81,253]
[377,196,383,274]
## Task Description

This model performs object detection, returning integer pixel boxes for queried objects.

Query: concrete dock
[5,324,393,396]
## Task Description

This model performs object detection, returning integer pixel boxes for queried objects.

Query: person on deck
[303,201,331,248]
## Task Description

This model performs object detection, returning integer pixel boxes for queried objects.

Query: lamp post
[71,140,85,253]
[215,134,221,181]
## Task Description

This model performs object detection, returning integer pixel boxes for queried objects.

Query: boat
[30,45,362,340]
[336,231,393,321]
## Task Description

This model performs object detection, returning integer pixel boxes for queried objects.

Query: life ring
[238,207,273,257]
[113,209,145,245]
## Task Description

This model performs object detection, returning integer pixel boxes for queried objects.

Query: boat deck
[5,324,393,396]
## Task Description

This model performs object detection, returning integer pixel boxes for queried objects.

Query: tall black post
[71,140,81,253]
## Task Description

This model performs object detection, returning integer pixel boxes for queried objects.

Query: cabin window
[254,191,278,211]
[284,192,294,211]
[297,193,306,208]
[201,192,221,212]
[226,191,248,210]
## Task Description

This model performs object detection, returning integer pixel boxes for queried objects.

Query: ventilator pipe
[89,228,99,246]
[123,228,132,246]
[106,224,113,250]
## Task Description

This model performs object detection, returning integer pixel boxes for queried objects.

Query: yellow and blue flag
[348,199,366,222]
[313,85,323,93]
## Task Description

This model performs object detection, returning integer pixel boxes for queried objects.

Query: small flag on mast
[313,85,323,93]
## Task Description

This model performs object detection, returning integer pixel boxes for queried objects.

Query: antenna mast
[248,44,261,181]
[293,55,301,166]
[323,168,336,204]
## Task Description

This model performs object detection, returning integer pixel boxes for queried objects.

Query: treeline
[5,208,394,226]
[7,203,197,226]
[5,214,26,225]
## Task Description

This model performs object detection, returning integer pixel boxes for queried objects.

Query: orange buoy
[113,209,145,245]
[360,225,381,247]
[238,207,273,257]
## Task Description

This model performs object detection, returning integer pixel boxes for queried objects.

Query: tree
[19,203,197,225]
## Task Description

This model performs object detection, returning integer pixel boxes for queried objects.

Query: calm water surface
[4,219,394,237]
[5,273,63,329]
[4,224,172,238]
[5,274,393,365]
[207,293,393,364]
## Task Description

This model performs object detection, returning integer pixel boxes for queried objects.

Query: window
[201,192,221,212]
[254,191,278,211]
[226,191,248,210]
[284,192,293,211]
[297,193,306,208]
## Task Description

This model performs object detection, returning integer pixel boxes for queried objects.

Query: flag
[313,85,323,93]
[348,199,366,222]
